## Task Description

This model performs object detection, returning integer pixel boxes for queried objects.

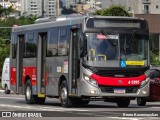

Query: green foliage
[0,5,15,17]
[0,16,37,39]
[0,16,37,75]
[61,7,76,15]
[0,37,10,73]
[93,5,131,16]
[150,52,160,66]
[0,81,2,89]
[59,0,63,8]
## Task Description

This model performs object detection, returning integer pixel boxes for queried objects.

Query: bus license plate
[114,88,125,93]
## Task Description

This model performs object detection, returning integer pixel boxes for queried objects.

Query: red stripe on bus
[11,66,49,86]
[90,74,146,86]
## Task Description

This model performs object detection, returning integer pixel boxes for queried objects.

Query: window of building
[58,27,69,56]
[144,5,149,14]
[24,32,37,58]
[128,7,131,11]
[47,28,59,57]
[156,5,159,9]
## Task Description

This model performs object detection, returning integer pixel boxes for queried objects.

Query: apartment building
[64,0,75,8]
[9,0,21,11]
[102,0,160,14]
[21,0,59,17]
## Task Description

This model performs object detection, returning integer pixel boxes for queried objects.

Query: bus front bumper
[80,80,150,98]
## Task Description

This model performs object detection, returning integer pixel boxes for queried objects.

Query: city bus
[10,16,150,107]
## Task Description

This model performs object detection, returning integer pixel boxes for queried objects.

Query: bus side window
[11,34,17,58]
[58,27,69,56]
[47,28,58,57]
[24,32,37,58]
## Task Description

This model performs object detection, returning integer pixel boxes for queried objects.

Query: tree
[0,16,37,79]
[93,5,131,16]
[61,7,76,15]
[59,0,63,8]
[0,37,10,73]
[3,6,15,18]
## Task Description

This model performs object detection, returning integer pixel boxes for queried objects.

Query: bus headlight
[83,74,98,87]
[140,77,150,88]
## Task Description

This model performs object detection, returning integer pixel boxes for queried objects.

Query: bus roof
[12,16,146,33]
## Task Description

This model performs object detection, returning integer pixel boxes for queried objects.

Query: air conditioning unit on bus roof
[35,14,84,23]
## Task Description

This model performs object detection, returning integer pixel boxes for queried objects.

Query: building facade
[65,0,75,8]
[102,0,160,14]
[21,0,59,17]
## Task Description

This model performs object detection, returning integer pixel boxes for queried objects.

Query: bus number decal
[128,80,140,85]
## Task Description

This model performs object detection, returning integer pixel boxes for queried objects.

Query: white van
[1,58,10,94]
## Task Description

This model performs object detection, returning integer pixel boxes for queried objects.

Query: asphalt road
[0,93,160,120]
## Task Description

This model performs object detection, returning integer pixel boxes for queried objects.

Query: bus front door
[16,35,25,94]
[69,29,80,95]
[37,33,47,97]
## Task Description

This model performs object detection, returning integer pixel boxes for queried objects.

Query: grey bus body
[10,16,150,107]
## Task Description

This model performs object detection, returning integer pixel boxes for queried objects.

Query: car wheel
[137,98,146,106]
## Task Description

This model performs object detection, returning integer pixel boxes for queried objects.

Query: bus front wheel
[137,98,146,106]
[117,98,130,108]
[59,81,73,107]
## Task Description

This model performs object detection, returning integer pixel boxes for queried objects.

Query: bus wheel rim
[26,86,31,100]
[61,87,67,104]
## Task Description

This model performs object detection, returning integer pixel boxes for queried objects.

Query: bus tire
[59,81,73,107]
[117,98,130,108]
[137,98,146,106]
[34,96,46,104]
[80,100,90,105]
[25,80,35,104]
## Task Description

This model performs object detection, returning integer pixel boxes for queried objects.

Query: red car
[137,67,160,106]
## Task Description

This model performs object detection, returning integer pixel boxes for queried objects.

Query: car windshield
[84,32,149,68]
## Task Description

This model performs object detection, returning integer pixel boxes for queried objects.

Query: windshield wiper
[123,30,136,55]
[100,30,116,46]
[126,30,136,48]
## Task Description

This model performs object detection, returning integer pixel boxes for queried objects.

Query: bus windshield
[84,32,149,68]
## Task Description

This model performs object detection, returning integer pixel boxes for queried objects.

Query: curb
[0,90,5,93]
[0,90,14,94]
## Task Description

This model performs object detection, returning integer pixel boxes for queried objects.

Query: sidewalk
[0,89,4,93]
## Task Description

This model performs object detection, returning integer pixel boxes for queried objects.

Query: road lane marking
[108,117,144,120]
[150,107,160,109]
[0,104,88,111]
[0,96,24,100]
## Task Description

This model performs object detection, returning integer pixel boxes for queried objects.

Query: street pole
[159,34,160,60]
[56,0,59,17]
[42,0,44,17]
